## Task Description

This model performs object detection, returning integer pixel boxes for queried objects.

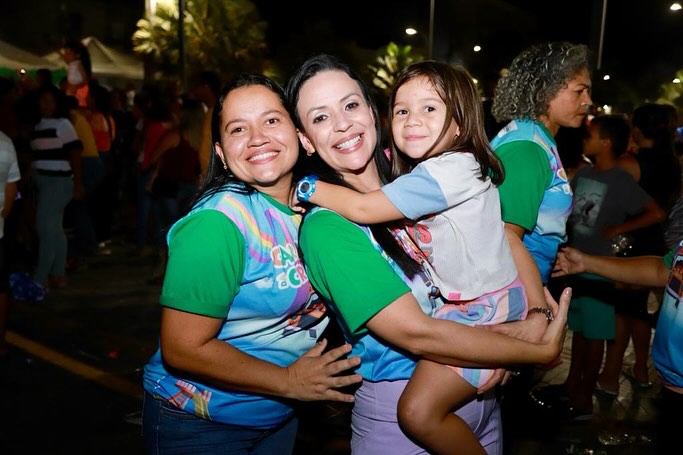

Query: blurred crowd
[0,39,222,300]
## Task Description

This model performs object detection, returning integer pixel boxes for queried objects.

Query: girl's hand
[289,190,306,213]
[477,368,507,394]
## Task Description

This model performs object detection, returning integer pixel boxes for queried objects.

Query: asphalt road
[3,237,662,455]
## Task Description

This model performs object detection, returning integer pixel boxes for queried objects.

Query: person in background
[287,53,571,455]
[292,60,551,454]
[29,85,83,291]
[35,68,54,90]
[86,82,117,248]
[61,39,91,108]
[0,130,20,357]
[489,40,592,426]
[64,95,104,267]
[554,114,664,419]
[141,73,363,454]
[145,97,203,285]
[553,243,683,454]
[190,71,222,180]
[134,86,174,256]
[603,102,683,392]
[556,123,591,182]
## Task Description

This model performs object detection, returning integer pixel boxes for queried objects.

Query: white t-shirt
[0,131,21,239]
[30,117,80,173]
[382,152,517,300]
[67,60,83,85]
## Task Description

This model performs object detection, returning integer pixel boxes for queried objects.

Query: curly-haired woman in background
[490,41,592,422]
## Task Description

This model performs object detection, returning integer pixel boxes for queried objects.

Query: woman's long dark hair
[285,54,421,278]
[183,73,290,215]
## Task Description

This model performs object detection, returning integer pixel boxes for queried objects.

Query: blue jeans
[136,167,162,249]
[72,156,104,256]
[33,173,73,283]
[142,392,299,455]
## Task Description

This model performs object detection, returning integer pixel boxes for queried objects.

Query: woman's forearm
[583,254,668,287]
[366,293,564,368]
[160,311,292,398]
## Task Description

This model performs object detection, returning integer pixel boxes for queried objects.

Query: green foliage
[657,68,683,111]
[367,42,422,98]
[132,0,270,81]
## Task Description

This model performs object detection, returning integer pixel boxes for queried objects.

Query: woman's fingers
[287,341,362,402]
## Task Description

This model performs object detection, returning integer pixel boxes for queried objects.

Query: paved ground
[3,236,663,454]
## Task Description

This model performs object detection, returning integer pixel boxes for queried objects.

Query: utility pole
[178,0,187,92]
[428,0,435,59]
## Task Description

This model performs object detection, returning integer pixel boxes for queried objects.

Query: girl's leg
[398,359,485,455]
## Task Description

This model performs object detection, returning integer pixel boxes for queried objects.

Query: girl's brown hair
[388,61,504,185]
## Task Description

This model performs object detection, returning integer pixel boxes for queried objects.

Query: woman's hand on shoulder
[284,339,362,402]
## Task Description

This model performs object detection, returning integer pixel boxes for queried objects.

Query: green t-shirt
[161,209,244,318]
[300,209,410,337]
[496,140,552,231]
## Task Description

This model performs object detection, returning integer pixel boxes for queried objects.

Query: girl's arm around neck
[309,180,404,223]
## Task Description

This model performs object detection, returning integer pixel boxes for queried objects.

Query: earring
[306,149,315,157]
[223,163,228,171]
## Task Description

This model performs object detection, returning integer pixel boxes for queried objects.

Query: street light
[671,2,682,12]
[428,0,435,59]
[407,1,435,58]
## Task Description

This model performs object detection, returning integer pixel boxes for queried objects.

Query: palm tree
[132,0,270,81]
[658,69,683,111]
[367,42,422,98]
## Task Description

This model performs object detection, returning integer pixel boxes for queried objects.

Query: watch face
[299,182,311,192]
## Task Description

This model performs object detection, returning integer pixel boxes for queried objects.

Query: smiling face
[214,84,299,198]
[391,75,459,161]
[544,67,593,134]
[295,70,378,179]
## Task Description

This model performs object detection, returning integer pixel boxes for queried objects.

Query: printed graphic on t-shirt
[272,243,308,289]
[284,296,327,335]
[667,254,683,301]
[570,177,607,235]
[406,218,435,261]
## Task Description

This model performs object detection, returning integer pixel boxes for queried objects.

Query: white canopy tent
[43,36,144,83]
[0,38,61,73]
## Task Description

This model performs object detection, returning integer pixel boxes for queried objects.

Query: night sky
[253,0,682,102]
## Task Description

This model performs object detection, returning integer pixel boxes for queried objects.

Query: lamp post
[428,0,435,59]
[597,0,607,70]
[178,0,187,92]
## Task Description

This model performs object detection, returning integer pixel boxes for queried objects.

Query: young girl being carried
[294,61,553,454]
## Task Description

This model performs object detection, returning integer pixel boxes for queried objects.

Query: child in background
[294,61,552,454]
[545,114,665,419]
